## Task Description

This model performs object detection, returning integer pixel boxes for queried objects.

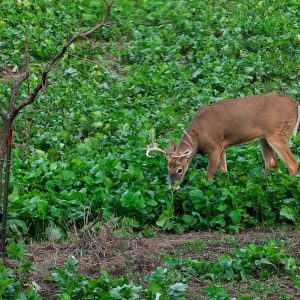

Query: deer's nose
[169,183,180,191]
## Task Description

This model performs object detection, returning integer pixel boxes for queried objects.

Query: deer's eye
[177,168,183,174]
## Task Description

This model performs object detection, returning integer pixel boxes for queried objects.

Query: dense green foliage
[0,0,299,236]
[168,240,299,282]
[0,243,40,299]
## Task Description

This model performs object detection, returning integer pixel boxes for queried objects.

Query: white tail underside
[292,106,300,136]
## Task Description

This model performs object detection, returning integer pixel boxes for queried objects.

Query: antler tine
[172,130,194,158]
[172,145,192,158]
[183,130,194,146]
[183,140,193,152]
[145,131,166,157]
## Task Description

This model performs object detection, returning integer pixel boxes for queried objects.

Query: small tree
[0,0,114,253]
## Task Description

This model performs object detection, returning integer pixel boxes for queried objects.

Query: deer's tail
[292,106,300,136]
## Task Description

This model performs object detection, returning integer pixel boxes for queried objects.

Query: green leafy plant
[0,243,41,299]
[51,256,188,299]
[0,0,298,237]
[175,240,299,282]
[203,285,251,300]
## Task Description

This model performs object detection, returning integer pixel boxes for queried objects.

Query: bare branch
[103,0,114,23]
[9,40,30,113]
[20,40,30,74]
[0,66,13,76]
[12,1,114,118]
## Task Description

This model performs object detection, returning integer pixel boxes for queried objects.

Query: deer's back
[191,94,299,150]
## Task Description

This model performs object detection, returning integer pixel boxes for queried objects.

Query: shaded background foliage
[0,0,299,237]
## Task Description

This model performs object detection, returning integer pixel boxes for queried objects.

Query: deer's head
[146,131,195,190]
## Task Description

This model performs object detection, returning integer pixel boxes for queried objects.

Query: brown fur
[166,94,299,188]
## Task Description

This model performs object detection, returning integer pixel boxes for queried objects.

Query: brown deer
[146,94,300,190]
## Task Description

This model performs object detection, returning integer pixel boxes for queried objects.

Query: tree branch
[9,40,30,114]
[12,1,114,118]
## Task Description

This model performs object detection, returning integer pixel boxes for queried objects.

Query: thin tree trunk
[0,120,12,199]
[0,161,3,201]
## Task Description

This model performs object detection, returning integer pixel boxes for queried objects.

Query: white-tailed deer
[146,94,300,190]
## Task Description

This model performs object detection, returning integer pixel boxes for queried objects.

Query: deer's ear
[167,141,176,154]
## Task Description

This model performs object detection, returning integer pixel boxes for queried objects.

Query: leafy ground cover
[0,0,300,298]
[0,0,299,237]
[2,228,300,299]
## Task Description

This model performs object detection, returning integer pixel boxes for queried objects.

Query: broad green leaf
[229,210,242,225]
[280,206,295,222]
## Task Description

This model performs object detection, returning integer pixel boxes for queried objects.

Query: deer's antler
[145,131,166,157]
[172,130,194,158]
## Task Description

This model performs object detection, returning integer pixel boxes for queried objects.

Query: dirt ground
[27,227,300,299]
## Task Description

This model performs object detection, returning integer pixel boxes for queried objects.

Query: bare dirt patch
[28,228,300,299]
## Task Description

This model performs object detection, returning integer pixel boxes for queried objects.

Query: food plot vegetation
[0,0,299,298]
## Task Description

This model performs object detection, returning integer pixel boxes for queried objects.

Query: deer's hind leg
[259,138,278,173]
[266,137,299,176]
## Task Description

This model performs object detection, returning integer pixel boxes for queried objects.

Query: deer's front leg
[207,150,221,180]
[218,150,227,173]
